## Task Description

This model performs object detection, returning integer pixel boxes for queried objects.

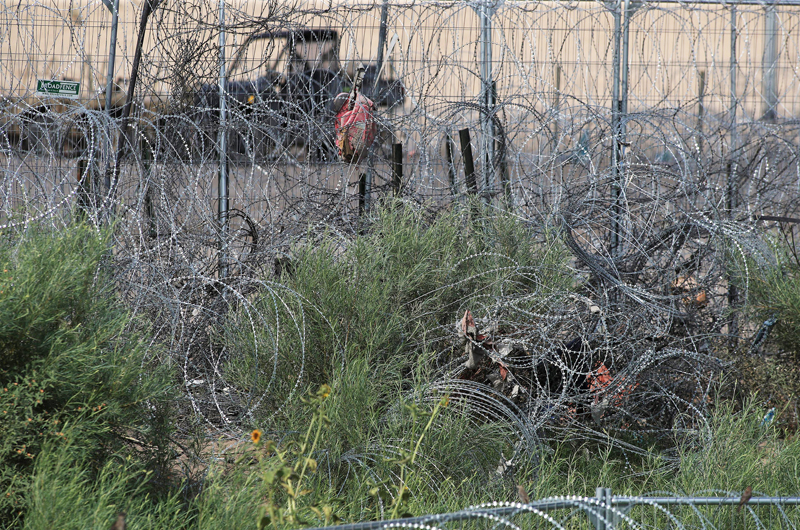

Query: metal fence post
[588,487,614,530]
[728,3,739,346]
[375,0,389,88]
[762,1,778,121]
[610,1,622,258]
[697,70,706,151]
[101,0,119,199]
[218,0,229,278]
[730,4,737,139]
[480,0,494,204]
[610,0,633,259]
[107,0,158,223]
[103,0,119,119]
[620,0,631,123]
[729,3,737,179]
[363,0,390,214]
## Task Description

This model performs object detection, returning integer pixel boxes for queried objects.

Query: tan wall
[2,0,799,120]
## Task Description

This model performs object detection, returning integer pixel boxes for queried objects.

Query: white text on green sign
[36,80,80,98]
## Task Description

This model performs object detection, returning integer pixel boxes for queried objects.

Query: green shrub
[748,262,800,359]
[222,200,572,422]
[216,200,573,518]
[0,222,176,525]
[730,237,800,430]
[22,435,187,530]
[513,400,800,500]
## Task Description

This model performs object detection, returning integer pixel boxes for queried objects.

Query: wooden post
[493,81,509,206]
[358,172,367,215]
[445,133,457,196]
[76,157,89,220]
[553,64,561,142]
[697,70,706,152]
[459,128,477,196]
[392,143,403,195]
[141,135,155,238]
[76,127,90,220]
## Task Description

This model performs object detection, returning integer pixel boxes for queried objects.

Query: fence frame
[299,488,800,530]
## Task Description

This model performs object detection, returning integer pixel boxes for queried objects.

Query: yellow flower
[250,429,262,444]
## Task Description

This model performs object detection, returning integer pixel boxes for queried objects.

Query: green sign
[35,79,80,98]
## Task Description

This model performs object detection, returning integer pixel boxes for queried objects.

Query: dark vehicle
[193,28,404,161]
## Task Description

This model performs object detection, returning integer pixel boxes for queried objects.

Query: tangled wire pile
[2,0,800,483]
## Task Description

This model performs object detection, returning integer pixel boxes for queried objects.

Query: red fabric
[335,93,377,163]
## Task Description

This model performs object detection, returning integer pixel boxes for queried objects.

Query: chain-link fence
[2,0,799,445]
[4,0,800,217]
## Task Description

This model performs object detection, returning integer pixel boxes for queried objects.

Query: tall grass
[4,205,799,528]
[729,235,800,430]
[217,200,573,509]
[0,222,176,526]
[522,399,800,499]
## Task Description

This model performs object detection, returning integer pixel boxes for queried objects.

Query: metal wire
[1,0,799,472]
[300,492,800,530]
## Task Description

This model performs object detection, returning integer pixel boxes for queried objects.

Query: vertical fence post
[552,64,561,213]
[494,81,509,206]
[553,63,561,142]
[77,156,89,219]
[445,133,457,197]
[107,0,157,223]
[730,4,737,160]
[727,4,739,347]
[762,2,778,121]
[140,135,155,239]
[459,128,477,196]
[610,0,622,258]
[101,0,119,199]
[358,173,367,215]
[729,4,737,131]
[103,0,119,119]
[96,0,119,208]
[610,0,632,259]
[375,0,389,88]
[480,0,494,204]
[218,0,229,279]
[588,487,614,530]
[364,0,390,214]
[392,143,403,195]
[364,151,374,214]
[620,0,631,122]
[697,70,706,151]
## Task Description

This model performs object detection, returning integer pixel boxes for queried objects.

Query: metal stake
[364,0,389,214]
[102,0,119,195]
[392,143,403,195]
[459,128,477,195]
[728,3,739,347]
[218,0,229,279]
[762,2,778,121]
[610,0,622,258]
[480,0,494,204]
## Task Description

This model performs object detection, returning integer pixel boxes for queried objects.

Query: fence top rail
[301,495,800,530]
[353,0,800,8]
